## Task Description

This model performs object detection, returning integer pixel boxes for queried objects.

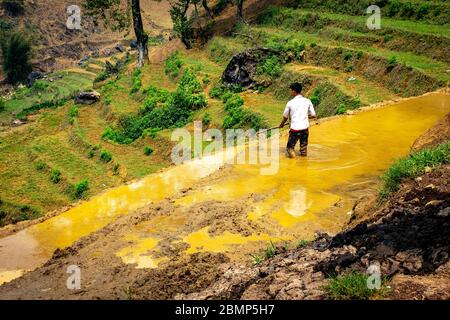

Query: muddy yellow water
[0,92,449,284]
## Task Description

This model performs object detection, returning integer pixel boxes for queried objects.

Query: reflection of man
[279,83,317,158]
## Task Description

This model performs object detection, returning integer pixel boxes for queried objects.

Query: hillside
[0,0,449,301]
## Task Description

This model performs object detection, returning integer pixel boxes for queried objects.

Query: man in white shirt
[279,83,317,158]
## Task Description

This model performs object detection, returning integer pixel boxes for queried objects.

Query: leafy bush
[68,106,79,118]
[325,272,376,300]
[336,104,347,115]
[1,32,32,84]
[144,146,154,156]
[73,180,89,199]
[380,141,450,198]
[100,150,113,163]
[202,112,212,127]
[87,149,95,159]
[50,169,62,184]
[387,56,398,69]
[35,161,46,171]
[32,80,49,91]
[256,55,283,78]
[164,51,183,79]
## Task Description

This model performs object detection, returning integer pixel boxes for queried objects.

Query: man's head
[290,82,302,97]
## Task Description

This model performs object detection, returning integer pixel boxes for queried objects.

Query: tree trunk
[237,0,244,21]
[131,0,148,67]
[202,0,213,18]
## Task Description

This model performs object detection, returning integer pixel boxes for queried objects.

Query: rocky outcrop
[221,48,278,88]
[75,91,101,105]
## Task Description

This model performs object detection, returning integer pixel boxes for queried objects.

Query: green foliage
[87,149,96,159]
[35,161,46,171]
[104,69,207,144]
[73,180,89,199]
[326,272,373,300]
[130,68,142,94]
[336,103,347,115]
[256,55,283,78]
[387,55,398,69]
[1,32,32,84]
[164,51,183,79]
[50,169,62,184]
[297,239,310,248]
[16,98,68,120]
[143,146,154,156]
[32,80,49,91]
[264,241,277,259]
[100,150,113,163]
[380,141,450,198]
[143,127,159,139]
[170,0,193,48]
[68,106,79,121]
[202,112,212,127]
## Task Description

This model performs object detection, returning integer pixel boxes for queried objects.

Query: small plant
[164,51,183,79]
[383,34,394,43]
[387,56,398,69]
[35,161,46,171]
[325,272,389,300]
[112,163,120,175]
[50,169,61,184]
[87,149,95,159]
[143,128,159,139]
[100,150,112,163]
[310,42,317,48]
[336,103,347,115]
[73,180,89,199]
[31,80,48,91]
[250,254,263,266]
[144,146,154,156]
[297,239,310,248]
[130,68,142,94]
[343,52,353,61]
[202,74,211,86]
[202,112,212,127]
[264,241,277,259]
[1,32,32,84]
[68,106,79,118]
[356,51,364,59]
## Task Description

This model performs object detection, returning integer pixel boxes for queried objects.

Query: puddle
[0,92,448,284]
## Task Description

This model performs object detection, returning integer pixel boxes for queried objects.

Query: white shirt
[283,95,316,131]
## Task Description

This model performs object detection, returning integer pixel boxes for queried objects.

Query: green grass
[325,272,390,300]
[381,141,450,198]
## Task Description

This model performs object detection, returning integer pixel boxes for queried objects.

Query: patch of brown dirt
[411,112,450,152]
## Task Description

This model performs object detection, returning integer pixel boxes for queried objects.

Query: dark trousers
[287,129,309,156]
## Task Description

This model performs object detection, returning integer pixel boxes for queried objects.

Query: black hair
[290,82,302,94]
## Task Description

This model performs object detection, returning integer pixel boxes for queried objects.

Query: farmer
[279,82,317,158]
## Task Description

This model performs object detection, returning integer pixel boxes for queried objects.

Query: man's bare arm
[279,116,288,129]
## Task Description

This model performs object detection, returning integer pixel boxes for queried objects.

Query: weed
[250,254,263,266]
[264,241,277,259]
[50,169,62,184]
[144,146,154,156]
[380,141,450,198]
[297,239,310,248]
[164,51,183,79]
[100,150,113,163]
[73,180,89,199]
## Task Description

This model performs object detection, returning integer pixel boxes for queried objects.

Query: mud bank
[0,94,448,299]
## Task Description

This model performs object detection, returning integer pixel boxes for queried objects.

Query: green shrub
[202,112,212,127]
[325,272,375,300]
[1,32,32,84]
[50,169,61,184]
[130,68,142,94]
[100,150,112,163]
[87,149,95,159]
[73,180,89,199]
[310,42,317,48]
[336,103,347,115]
[387,56,398,69]
[343,52,353,61]
[144,146,154,156]
[164,51,183,79]
[68,106,79,118]
[35,161,46,171]
[380,141,450,198]
[256,55,283,78]
[32,80,48,91]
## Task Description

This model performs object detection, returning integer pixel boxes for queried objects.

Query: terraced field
[0,3,448,228]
